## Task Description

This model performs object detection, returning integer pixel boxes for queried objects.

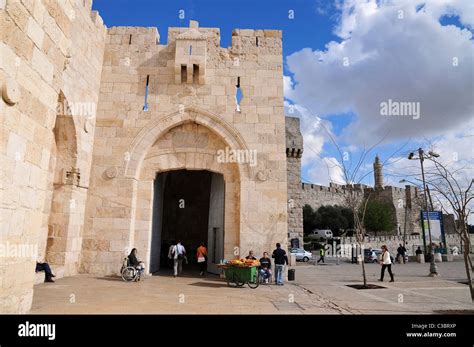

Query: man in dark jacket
[397,244,407,263]
[272,243,288,286]
[259,252,272,283]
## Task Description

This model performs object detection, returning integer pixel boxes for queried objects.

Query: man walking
[397,243,407,264]
[172,241,186,277]
[317,247,325,264]
[272,243,288,286]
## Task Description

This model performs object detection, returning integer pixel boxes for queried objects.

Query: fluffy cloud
[285,101,346,184]
[285,0,474,144]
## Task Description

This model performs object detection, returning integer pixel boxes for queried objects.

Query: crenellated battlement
[301,183,367,194]
[106,26,160,45]
[231,29,282,54]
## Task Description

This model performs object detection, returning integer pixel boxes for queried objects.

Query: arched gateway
[81,104,288,276]
[126,107,247,275]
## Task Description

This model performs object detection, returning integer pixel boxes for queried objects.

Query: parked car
[308,229,333,240]
[364,249,382,263]
[290,248,313,262]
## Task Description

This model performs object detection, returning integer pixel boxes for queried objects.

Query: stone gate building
[1,1,288,313]
[1,0,428,314]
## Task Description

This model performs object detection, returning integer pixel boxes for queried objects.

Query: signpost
[421,211,446,255]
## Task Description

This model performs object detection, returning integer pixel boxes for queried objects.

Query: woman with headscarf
[128,248,145,276]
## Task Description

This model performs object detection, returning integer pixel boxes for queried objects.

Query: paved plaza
[31,259,473,314]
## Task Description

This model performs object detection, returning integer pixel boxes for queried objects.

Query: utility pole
[408,148,439,276]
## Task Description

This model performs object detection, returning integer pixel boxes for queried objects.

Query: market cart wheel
[227,273,244,287]
[247,270,260,289]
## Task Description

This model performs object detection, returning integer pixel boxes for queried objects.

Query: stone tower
[286,117,304,247]
[374,155,384,188]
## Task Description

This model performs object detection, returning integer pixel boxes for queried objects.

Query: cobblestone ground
[30,260,473,314]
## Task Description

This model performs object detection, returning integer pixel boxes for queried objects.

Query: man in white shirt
[171,241,186,277]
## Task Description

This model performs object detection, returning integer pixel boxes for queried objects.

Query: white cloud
[285,0,474,144]
[284,101,346,184]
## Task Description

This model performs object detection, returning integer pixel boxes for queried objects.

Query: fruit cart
[218,260,260,289]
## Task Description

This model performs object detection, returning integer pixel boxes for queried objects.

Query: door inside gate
[150,170,225,275]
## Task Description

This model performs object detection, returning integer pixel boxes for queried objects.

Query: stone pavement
[30,260,473,314]
[295,259,474,314]
[30,272,339,314]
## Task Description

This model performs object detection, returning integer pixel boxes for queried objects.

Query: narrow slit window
[143,75,149,111]
[193,64,199,84]
[181,65,187,83]
[189,45,192,55]
[129,34,132,44]
[235,77,242,112]
[256,37,259,47]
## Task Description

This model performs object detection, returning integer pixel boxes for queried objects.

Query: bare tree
[314,117,407,287]
[424,158,474,302]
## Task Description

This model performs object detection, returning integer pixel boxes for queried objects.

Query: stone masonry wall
[81,22,288,275]
[1,0,106,313]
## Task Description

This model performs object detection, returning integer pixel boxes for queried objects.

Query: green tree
[303,204,354,236]
[363,200,395,236]
[303,204,319,235]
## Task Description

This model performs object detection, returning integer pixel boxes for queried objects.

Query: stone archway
[133,121,241,274]
[123,106,253,180]
[80,107,250,275]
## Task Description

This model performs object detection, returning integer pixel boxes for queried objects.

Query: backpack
[173,245,184,260]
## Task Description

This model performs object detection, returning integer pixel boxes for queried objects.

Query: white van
[308,229,333,240]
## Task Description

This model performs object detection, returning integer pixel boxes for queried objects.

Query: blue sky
[93,0,339,56]
[92,0,473,191]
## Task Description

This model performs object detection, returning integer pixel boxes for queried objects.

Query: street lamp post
[407,148,439,276]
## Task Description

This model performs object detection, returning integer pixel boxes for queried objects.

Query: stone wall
[301,182,365,210]
[296,182,422,236]
[367,185,422,235]
[1,0,106,313]
[81,22,288,275]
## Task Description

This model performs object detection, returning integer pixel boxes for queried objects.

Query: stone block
[27,17,44,48]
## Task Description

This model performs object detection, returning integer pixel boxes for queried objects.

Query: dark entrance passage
[150,170,225,275]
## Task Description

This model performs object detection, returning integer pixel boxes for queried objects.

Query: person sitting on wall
[258,252,272,283]
[245,250,257,260]
[35,260,56,283]
[128,248,145,276]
